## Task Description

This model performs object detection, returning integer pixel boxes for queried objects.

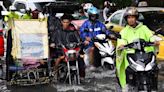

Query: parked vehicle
[10,0,56,11]
[46,1,80,18]
[0,1,8,16]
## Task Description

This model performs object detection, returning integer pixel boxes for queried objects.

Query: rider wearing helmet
[103,1,111,21]
[116,7,160,90]
[80,6,113,69]
[124,7,139,23]
[79,6,88,20]
[83,3,93,17]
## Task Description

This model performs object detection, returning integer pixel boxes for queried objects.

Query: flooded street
[5,62,164,92]
[54,69,116,92]
[0,0,164,92]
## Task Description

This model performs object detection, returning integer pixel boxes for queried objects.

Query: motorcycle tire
[72,73,77,85]
[103,63,115,70]
[127,84,138,92]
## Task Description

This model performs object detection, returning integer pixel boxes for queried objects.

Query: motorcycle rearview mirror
[20,9,26,14]
[110,31,121,39]
[105,21,109,24]
[109,25,114,30]
[154,28,164,36]
[116,33,121,39]
[150,35,163,42]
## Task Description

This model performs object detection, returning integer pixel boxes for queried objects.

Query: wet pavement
[8,85,57,92]
[1,62,164,92]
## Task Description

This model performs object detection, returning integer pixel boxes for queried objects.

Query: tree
[1,0,12,10]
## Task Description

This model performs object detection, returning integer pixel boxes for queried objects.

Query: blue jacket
[80,20,111,49]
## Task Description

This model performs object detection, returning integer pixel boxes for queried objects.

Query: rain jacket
[4,12,19,22]
[48,15,62,45]
[22,14,32,19]
[4,12,20,31]
[116,23,155,88]
[80,20,111,49]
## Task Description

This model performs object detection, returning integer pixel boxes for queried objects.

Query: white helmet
[9,6,16,11]
[83,3,93,17]
[83,3,93,12]
[138,1,148,7]
[104,1,110,6]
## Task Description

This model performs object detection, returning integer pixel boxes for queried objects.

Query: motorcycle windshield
[127,52,154,66]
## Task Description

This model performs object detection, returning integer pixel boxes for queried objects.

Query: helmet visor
[89,14,98,20]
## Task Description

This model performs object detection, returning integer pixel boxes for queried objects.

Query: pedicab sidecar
[5,19,53,86]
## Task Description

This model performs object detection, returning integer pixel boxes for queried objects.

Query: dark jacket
[48,15,62,44]
[58,24,80,46]
[0,6,2,19]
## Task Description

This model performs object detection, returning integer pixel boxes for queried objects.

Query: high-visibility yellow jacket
[116,23,155,88]
[4,12,20,22]
[22,14,32,19]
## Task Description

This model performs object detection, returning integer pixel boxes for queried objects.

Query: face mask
[89,14,98,22]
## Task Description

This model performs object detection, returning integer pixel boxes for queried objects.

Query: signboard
[11,19,48,59]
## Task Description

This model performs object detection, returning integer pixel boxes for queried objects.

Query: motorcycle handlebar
[56,42,82,49]
[154,28,164,36]
[144,42,155,46]
[119,41,155,50]
[84,28,121,39]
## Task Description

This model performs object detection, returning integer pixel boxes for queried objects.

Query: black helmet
[60,14,73,21]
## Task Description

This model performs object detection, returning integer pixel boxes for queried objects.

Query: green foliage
[75,0,163,8]
[74,0,133,8]
[111,0,132,8]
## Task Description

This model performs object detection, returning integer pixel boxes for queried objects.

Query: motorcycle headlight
[67,50,77,60]
[68,53,76,58]
[145,63,152,71]
[129,57,144,71]
[136,65,145,71]
[145,55,155,71]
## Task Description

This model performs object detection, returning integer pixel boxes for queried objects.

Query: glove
[50,43,55,48]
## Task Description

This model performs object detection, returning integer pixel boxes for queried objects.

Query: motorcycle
[119,38,161,92]
[83,26,119,70]
[57,43,81,85]
[93,34,116,70]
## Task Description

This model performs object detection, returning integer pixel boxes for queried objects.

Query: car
[10,0,56,11]
[0,1,8,15]
[105,7,164,60]
[46,1,86,29]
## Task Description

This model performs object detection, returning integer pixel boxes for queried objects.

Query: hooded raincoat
[116,23,156,88]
